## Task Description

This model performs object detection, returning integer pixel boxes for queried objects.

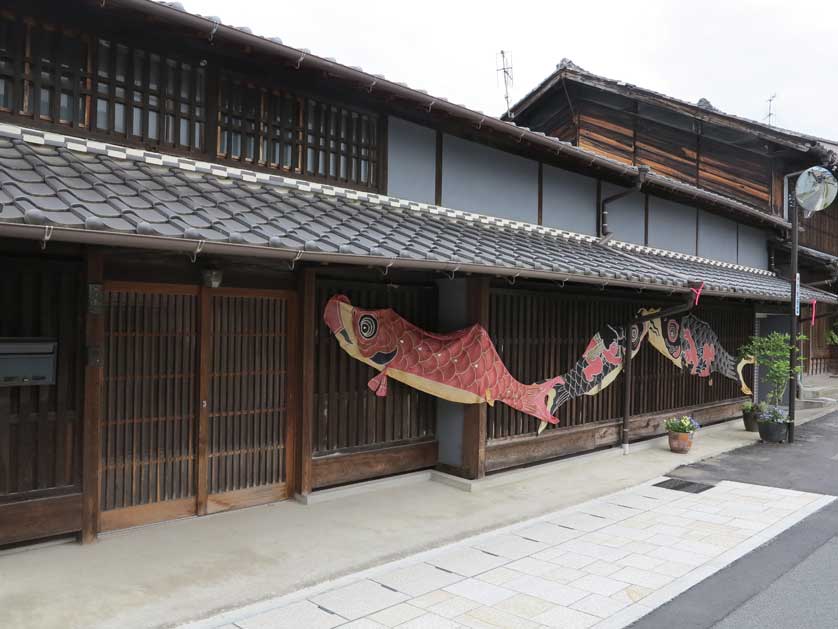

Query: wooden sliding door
[100,283,200,530]
[203,289,296,513]
[100,283,296,531]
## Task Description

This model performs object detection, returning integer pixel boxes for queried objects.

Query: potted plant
[739,331,805,413]
[757,405,789,443]
[741,401,765,432]
[664,415,701,453]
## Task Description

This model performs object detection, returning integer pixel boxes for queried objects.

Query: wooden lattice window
[217,73,380,190]
[0,13,205,152]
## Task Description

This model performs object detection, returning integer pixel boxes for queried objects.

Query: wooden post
[462,277,489,480]
[285,291,300,494]
[81,249,104,544]
[297,267,317,496]
[195,285,211,515]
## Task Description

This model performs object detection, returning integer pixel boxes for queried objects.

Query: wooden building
[1,1,837,547]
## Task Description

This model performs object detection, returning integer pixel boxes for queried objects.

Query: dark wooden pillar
[81,249,104,544]
[195,285,211,515]
[297,267,317,495]
[462,276,489,480]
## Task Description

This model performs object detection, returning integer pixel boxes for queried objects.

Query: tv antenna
[496,50,513,118]
[764,93,777,127]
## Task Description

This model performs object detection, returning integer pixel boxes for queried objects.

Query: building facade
[0,0,836,547]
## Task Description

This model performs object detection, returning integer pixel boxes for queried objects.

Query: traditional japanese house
[1,1,836,548]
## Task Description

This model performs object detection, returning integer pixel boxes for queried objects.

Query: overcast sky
[190,0,838,141]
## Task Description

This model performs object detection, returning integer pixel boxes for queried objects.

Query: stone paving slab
[184,478,834,629]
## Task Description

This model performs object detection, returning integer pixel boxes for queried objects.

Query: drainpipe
[601,165,649,237]
[622,280,701,454]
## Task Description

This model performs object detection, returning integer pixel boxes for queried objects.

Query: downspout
[601,165,649,237]
[622,280,702,454]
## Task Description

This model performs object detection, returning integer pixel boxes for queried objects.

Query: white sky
[188,0,838,141]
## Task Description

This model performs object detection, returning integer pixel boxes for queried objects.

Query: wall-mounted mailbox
[0,339,58,386]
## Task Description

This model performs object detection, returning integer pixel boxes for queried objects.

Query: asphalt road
[631,411,838,629]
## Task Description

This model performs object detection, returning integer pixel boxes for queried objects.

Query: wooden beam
[462,277,489,479]
[487,421,621,473]
[81,248,104,544]
[311,441,438,489]
[99,498,195,532]
[0,494,83,546]
[297,267,317,495]
[195,285,211,516]
[285,290,300,494]
[434,130,443,206]
[537,162,544,225]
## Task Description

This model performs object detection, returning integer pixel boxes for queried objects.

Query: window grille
[217,73,380,189]
[0,14,205,152]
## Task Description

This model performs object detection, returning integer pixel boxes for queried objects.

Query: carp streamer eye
[358,314,378,339]
[667,319,680,344]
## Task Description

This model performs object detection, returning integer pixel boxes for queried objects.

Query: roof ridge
[0,122,602,247]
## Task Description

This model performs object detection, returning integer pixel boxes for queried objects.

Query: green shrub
[739,332,805,407]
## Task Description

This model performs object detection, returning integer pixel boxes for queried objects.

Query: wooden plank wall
[575,101,776,215]
[0,257,84,505]
[486,288,753,441]
[312,279,437,456]
[801,205,838,255]
[802,304,838,375]
[100,284,199,512]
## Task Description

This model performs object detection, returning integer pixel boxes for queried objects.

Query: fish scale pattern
[0,122,833,305]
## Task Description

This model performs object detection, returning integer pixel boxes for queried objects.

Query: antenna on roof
[764,93,777,127]
[496,50,514,119]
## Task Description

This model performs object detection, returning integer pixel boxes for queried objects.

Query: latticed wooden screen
[207,290,292,494]
[101,285,199,511]
[313,279,437,455]
[487,288,753,440]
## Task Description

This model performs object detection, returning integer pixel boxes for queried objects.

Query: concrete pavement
[630,410,838,628]
[0,407,833,629]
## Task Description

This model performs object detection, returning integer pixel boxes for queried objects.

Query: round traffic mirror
[795,166,838,217]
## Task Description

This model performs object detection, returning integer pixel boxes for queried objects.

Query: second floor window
[217,74,380,189]
[0,14,205,152]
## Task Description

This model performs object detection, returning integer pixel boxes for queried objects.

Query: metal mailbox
[0,338,58,386]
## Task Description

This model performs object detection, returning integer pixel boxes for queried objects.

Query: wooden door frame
[98,280,201,532]
[199,286,298,515]
[96,281,299,532]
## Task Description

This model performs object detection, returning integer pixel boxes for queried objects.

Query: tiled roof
[611,242,831,304]
[115,1,791,229]
[0,122,833,305]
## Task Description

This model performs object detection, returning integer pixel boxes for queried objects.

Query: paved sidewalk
[190,479,833,629]
[0,408,832,629]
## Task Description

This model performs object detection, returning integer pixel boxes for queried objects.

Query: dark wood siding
[0,257,83,503]
[486,287,753,441]
[577,101,634,165]
[803,304,838,375]
[800,205,838,255]
[313,279,437,456]
[568,99,780,219]
[635,118,697,182]
[698,137,771,211]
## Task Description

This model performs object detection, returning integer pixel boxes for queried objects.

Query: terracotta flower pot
[742,411,759,432]
[668,431,694,454]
